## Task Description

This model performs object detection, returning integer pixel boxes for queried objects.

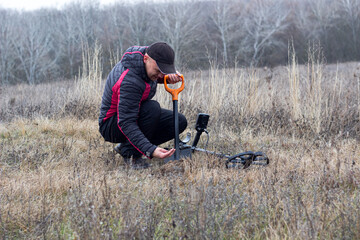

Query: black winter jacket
[98,46,158,157]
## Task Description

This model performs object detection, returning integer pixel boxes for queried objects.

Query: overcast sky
[0,0,126,11]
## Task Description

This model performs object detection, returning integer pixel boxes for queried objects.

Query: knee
[140,100,161,118]
[179,114,188,133]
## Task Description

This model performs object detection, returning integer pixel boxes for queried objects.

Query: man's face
[144,54,165,81]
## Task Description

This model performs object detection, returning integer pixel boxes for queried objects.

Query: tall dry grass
[288,44,301,121]
[0,45,359,239]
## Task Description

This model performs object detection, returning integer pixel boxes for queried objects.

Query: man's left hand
[152,147,175,159]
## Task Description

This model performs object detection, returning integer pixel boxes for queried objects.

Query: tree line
[0,0,359,85]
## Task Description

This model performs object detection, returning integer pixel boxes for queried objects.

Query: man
[98,42,187,169]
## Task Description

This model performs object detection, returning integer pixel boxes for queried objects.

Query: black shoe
[114,144,150,169]
[124,156,151,170]
[114,143,122,154]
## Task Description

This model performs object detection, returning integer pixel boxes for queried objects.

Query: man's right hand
[152,147,175,159]
[165,71,182,84]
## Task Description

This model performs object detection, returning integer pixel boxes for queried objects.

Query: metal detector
[164,75,269,169]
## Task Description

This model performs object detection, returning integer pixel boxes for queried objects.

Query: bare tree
[11,11,58,84]
[336,0,360,58]
[127,3,155,46]
[295,0,337,50]
[97,2,129,68]
[55,7,83,78]
[63,1,100,48]
[1,0,360,85]
[154,0,204,68]
[54,1,101,78]
[0,10,17,84]
[206,0,243,65]
[239,0,291,66]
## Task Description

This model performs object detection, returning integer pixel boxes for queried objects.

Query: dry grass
[0,46,360,239]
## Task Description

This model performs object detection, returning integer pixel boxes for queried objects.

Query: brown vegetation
[0,48,359,238]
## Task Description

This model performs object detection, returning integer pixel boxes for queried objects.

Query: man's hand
[165,71,182,84]
[152,147,175,159]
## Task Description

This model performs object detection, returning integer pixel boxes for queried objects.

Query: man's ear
[143,54,149,63]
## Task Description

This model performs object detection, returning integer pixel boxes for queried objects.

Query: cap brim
[157,61,176,74]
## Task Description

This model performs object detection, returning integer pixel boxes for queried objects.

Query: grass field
[1,51,360,239]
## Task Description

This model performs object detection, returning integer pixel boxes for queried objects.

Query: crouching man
[98,42,187,169]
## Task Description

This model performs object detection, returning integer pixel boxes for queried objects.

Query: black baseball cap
[146,42,176,74]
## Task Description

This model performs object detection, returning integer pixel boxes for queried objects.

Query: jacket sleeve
[157,77,164,84]
[117,73,157,157]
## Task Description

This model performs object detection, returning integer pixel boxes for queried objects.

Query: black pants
[99,100,187,157]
